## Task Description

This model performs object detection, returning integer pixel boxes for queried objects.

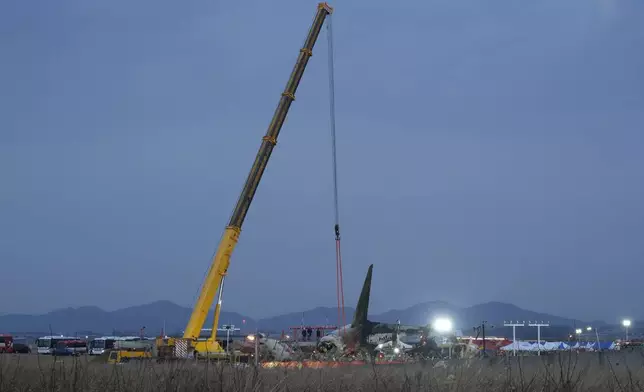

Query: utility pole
[482,321,486,357]
[528,321,550,356]
[504,321,525,356]
[254,331,259,367]
[474,321,488,357]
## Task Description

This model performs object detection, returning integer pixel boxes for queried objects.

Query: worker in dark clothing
[301,328,306,341]
[307,328,313,341]
[316,329,321,341]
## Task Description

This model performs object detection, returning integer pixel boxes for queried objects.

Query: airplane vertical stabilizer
[351,264,373,328]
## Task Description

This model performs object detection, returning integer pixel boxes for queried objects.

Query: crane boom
[183,2,334,341]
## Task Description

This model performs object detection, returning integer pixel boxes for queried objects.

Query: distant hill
[370,301,461,326]
[0,300,593,336]
[0,301,255,336]
[366,301,585,329]
[460,301,582,328]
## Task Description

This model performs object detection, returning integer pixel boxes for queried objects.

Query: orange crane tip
[318,2,334,13]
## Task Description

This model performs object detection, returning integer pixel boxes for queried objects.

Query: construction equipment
[106,340,156,364]
[114,339,154,351]
[157,2,334,359]
[107,350,152,364]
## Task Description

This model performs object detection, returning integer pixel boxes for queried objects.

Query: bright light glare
[393,347,400,354]
[586,327,592,331]
[623,319,632,327]
[246,334,256,341]
[433,318,453,333]
[575,329,582,334]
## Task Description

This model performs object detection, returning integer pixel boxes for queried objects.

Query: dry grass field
[2,351,644,391]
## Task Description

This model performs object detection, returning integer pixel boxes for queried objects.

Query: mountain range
[0,300,599,338]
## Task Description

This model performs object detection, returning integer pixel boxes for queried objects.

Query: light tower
[622,319,632,341]
[220,324,240,354]
[503,320,525,356]
[586,326,601,350]
[528,320,550,356]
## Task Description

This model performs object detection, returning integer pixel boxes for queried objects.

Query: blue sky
[1,0,643,323]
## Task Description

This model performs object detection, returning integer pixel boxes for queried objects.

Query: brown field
[2,351,644,391]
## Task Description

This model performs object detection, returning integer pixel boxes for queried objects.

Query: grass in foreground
[2,352,644,391]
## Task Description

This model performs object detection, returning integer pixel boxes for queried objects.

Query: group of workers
[280,327,327,341]
[300,327,322,341]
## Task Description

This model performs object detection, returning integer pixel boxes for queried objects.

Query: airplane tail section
[351,264,373,328]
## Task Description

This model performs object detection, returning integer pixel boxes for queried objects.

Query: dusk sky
[2,0,643,324]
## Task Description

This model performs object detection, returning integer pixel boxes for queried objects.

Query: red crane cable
[327,15,345,332]
[336,242,341,329]
[337,239,346,329]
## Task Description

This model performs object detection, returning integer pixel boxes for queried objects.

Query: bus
[89,336,141,355]
[36,336,82,355]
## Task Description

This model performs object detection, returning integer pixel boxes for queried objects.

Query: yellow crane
[159,2,334,359]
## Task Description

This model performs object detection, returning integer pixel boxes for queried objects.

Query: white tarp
[500,341,536,351]
[542,342,560,351]
[500,340,614,352]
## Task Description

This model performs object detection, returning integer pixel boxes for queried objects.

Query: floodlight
[586,327,592,331]
[433,318,453,333]
[246,334,256,341]
[623,319,632,327]
[575,329,582,334]
[393,347,400,354]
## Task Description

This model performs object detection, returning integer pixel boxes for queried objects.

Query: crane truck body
[157,2,334,359]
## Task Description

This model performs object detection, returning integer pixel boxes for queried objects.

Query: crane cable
[326,15,346,332]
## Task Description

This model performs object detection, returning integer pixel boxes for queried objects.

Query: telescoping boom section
[183,2,334,342]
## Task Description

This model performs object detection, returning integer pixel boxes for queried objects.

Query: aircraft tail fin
[351,264,373,328]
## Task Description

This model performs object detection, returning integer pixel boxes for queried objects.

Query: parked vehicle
[89,336,140,355]
[0,335,14,353]
[107,350,152,364]
[11,338,31,354]
[36,336,82,355]
[53,340,87,356]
